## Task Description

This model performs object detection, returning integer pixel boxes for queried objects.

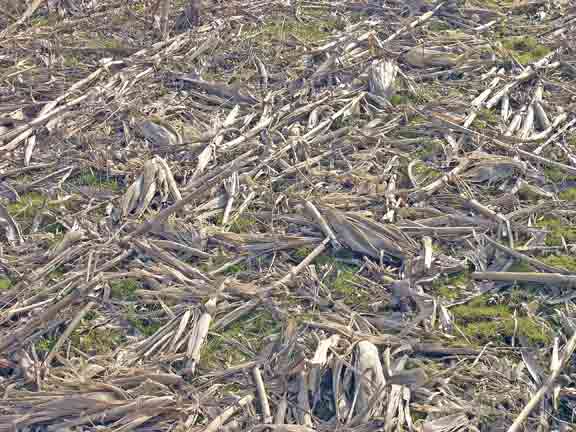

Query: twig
[269,237,331,291]
[507,332,576,432]
[303,201,341,250]
[472,271,576,285]
[253,366,272,424]
[204,394,255,432]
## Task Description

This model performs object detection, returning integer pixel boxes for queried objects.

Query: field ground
[1,0,576,431]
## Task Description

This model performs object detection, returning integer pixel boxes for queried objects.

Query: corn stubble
[0,0,576,431]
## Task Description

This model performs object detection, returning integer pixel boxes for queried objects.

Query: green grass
[502,36,551,65]
[389,95,410,106]
[540,255,576,272]
[294,247,313,260]
[0,278,11,290]
[507,261,533,273]
[412,161,442,181]
[222,263,247,275]
[35,336,58,354]
[433,272,470,300]
[125,304,163,337]
[129,316,162,337]
[559,187,576,201]
[536,218,576,246]
[215,214,257,234]
[70,170,119,190]
[329,264,370,306]
[245,17,339,45]
[7,192,49,218]
[202,310,281,369]
[453,295,550,346]
[109,279,140,300]
[70,328,126,355]
[544,166,576,183]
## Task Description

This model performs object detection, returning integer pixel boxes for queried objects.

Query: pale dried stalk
[383,2,445,43]
[220,116,273,151]
[222,172,239,226]
[0,277,101,353]
[507,331,576,432]
[124,149,256,240]
[303,201,341,250]
[186,297,217,373]
[519,103,534,139]
[1,0,47,36]
[533,116,576,155]
[505,111,523,136]
[44,300,95,368]
[150,240,211,259]
[409,159,471,201]
[253,366,272,424]
[159,0,170,39]
[226,190,256,231]
[204,394,255,432]
[310,334,340,367]
[483,235,570,275]
[472,272,576,285]
[213,299,258,330]
[422,236,433,271]
[465,198,513,248]
[485,55,558,109]
[274,393,288,424]
[254,55,269,89]
[297,371,313,426]
[46,396,174,431]
[1,63,110,150]
[270,237,331,290]
[462,75,502,129]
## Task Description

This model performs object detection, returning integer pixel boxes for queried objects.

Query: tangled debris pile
[1,0,576,430]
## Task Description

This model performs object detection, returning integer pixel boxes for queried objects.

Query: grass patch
[71,328,126,355]
[412,161,442,182]
[35,336,58,354]
[86,36,124,49]
[536,217,576,246]
[70,170,119,190]
[228,215,257,234]
[544,166,576,183]
[222,263,247,275]
[507,261,533,272]
[0,278,11,290]
[433,272,470,300]
[128,316,162,337]
[109,279,140,300]
[202,310,281,368]
[7,192,49,218]
[453,295,550,346]
[329,264,370,306]
[125,304,163,337]
[559,187,576,201]
[540,255,576,272]
[294,247,313,260]
[246,18,339,45]
[501,36,551,65]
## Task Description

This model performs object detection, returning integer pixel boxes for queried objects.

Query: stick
[270,237,330,290]
[204,394,255,432]
[472,271,576,285]
[253,366,272,424]
[507,332,576,432]
[303,201,341,250]
[44,300,95,368]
